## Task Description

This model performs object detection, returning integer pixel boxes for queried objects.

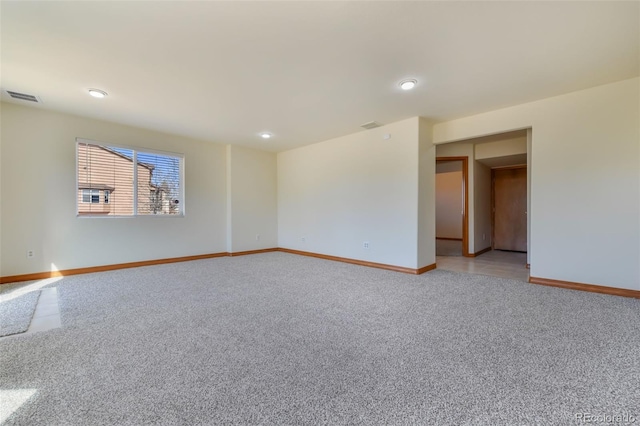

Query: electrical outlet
[363,241,370,249]
[26,249,35,259]
[256,234,260,241]
[301,237,306,243]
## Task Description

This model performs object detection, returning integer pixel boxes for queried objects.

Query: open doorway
[435,157,468,257]
[435,130,530,281]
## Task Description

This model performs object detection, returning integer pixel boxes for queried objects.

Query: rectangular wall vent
[360,121,382,130]
[6,90,40,102]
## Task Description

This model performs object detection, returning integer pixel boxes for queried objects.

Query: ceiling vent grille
[360,121,382,130]
[6,90,40,103]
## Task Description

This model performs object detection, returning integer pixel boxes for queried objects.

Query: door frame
[436,156,469,257]
[491,164,527,251]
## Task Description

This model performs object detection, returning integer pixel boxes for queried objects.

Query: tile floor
[27,288,62,333]
[437,249,529,282]
[435,239,463,256]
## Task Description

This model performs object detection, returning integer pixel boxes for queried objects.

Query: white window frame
[76,138,185,218]
[81,189,100,204]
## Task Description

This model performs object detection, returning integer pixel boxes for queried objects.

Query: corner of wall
[1,102,229,277]
[225,145,233,252]
[226,145,278,253]
[472,160,492,253]
[432,78,640,289]
[417,118,436,268]
[276,117,423,269]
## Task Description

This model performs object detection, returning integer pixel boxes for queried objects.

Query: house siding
[77,143,153,215]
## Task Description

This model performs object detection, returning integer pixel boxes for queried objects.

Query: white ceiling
[1,1,638,152]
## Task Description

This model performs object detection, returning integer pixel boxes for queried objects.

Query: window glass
[77,140,184,217]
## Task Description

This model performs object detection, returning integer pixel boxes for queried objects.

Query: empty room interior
[0,1,639,425]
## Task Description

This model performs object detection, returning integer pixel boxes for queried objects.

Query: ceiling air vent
[6,90,40,103]
[360,121,382,130]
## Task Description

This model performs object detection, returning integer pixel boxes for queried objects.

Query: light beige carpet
[1,253,638,425]
[0,291,40,337]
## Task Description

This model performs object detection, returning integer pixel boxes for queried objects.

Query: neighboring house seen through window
[77,139,184,217]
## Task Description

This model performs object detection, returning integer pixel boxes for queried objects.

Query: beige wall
[0,103,229,277]
[275,114,438,271]
[473,161,492,252]
[278,117,423,269]
[435,136,522,254]
[1,103,282,277]
[417,117,436,269]
[436,171,463,239]
[227,145,278,252]
[434,77,640,290]
[435,142,475,254]
[475,137,527,160]
[3,78,637,290]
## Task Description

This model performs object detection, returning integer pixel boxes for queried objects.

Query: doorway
[492,166,527,252]
[435,157,468,257]
[434,129,530,281]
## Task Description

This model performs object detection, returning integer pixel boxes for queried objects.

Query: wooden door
[493,167,527,252]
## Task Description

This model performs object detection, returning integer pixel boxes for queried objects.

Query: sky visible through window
[78,142,183,216]
[111,147,180,187]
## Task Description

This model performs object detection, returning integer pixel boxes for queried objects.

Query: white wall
[0,103,228,277]
[473,161,492,252]
[435,171,463,239]
[278,117,421,269]
[434,77,640,290]
[227,145,278,252]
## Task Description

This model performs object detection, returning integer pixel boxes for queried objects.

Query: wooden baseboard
[228,248,279,257]
[416,263,437,274]
[463,247,492,258]
[529,276,640,299]
[436,237,463,241]
[278,248,435,275]
[1,247,438,284]
[0,252,230,284]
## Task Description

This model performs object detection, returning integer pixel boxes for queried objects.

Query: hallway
[436,250,529,282]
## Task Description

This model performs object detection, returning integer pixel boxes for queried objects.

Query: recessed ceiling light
[260,132,272,139]
[88,89,108,98]
[399,79,417,90]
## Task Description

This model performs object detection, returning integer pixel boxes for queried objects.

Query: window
[77,139,184,217]
[82,189,100,203]
[136,151,183,215]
